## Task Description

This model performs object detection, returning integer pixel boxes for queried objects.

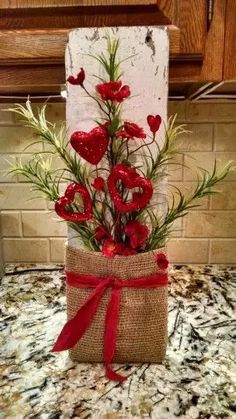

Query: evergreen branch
[8,100,87,185]
[9,156,60,202]
[146,161,235,250]
[145,115,187,182]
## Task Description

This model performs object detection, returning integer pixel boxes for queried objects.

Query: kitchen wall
[0,101,235,264]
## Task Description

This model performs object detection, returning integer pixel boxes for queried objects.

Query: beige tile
[22,211,67,237]
[3,238,49,262]
[50,238,65,262]
[0,105,15,124]
[167,238,209,263]
[168,181,209,210]
[177,123,213,152]
[45,103,66,123]
[0,126,42,154]
[211,182,236,209]
[183,152,236,181]
[186,102,236,122]
[215,124,236,151]
[184,152,215,181]
[185,211,236,238]
[1,211,21,237]
[0,184,46,209]
[168,153,183,181]
[170,218,183,238]
[168,101,186,121]
[0,155,18,182]
[210,240,236,264]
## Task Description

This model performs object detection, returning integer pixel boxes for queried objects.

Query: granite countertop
[0,264,235,419]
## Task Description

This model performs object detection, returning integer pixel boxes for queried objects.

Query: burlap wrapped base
[66,246,168,364]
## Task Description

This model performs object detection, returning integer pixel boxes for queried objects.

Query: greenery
[9,36,234,252]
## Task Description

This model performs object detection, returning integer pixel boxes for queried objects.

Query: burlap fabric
[66,245,168,363]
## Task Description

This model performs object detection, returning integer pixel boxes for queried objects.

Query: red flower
[115,85,130,102]
[67,68,85,86]
[119,245,138,256]
[92,177,105,191]
[102,239,121,258]
[116,121,146,140]
[124,122,146,139]
[94,226,109,242]
[147,115,162,133]
[155,252,169,270]
[124,220,149,249]
[96,81,130,102]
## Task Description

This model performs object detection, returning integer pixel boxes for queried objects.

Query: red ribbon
[52,270,168,382]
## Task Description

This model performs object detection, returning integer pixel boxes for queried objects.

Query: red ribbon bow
[52,270,168,382]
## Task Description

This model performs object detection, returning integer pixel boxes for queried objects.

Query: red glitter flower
[124,220,149,249]
[116,122,146,140]
[102,239,121,258]
[155,252,169,270]
[94,226,109,242]
[119,245,138,256]
[67,68,85,86]
[96,81,130,102]
[147,115,162,133]
[92,177,105,191]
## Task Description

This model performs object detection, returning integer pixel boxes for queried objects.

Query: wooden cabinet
[0,0,234,96]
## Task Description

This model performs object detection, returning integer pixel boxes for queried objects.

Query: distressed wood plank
[66,26,169,248]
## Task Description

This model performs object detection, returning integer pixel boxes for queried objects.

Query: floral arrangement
[9,37,233,258]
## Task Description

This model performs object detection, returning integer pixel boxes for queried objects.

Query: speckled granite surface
[0,264,236,419]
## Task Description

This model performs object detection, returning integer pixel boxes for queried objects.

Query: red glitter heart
[70,126,109,165]
[55,183,92,222]
[108,164,153,213]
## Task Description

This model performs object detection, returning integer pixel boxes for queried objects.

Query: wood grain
[178,0,206,55]
[0,0,157,8]
[0,65,64,93]
[170,0,226,82]
[200,0,226,81]
[0,5,171,30]
[0,27,180,65]
[223,0,236,79]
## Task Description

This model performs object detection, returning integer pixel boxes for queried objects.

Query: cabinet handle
[207,0,214,31]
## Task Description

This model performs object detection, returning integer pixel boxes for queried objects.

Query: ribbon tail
[52,283,107,352]
[104,286,126,382]
[106,365,126,382]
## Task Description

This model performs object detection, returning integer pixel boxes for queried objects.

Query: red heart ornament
[108,164,153,213]
[55,183,92,222]
[70,126,109,165]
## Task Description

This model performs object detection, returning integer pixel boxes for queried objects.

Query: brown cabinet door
[169,0,226,82]
[0,0,227,94]
[158,0,206,59]
[223,0,236,80]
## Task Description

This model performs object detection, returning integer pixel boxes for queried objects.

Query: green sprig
[8,101,88,185]
[146,161,234,250]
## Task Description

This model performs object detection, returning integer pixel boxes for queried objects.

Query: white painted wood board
[65,26,169,248]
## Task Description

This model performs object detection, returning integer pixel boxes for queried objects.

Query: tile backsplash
[0,101,235,264]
